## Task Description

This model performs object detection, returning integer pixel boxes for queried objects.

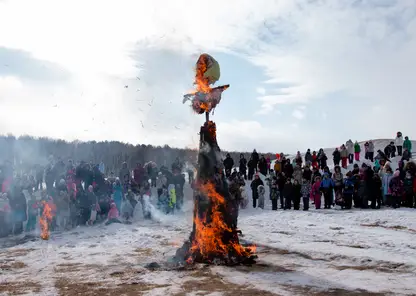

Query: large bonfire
[176,53,256,265]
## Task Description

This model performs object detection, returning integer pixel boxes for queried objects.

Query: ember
[177,54,257,265]
[39,201,53,240]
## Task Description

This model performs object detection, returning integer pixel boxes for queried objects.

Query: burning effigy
[176,54,257,266]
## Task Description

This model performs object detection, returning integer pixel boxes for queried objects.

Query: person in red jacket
[312,151,319,169]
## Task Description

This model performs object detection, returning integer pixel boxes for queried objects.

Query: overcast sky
[1,0,416,153]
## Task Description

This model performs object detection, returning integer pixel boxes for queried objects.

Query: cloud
[0,47,70,83]
[292,108,305,120]
[256,87,266,95]
[1,0,416,153]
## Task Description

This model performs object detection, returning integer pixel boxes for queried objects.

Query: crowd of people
[0,132,414,240]
[239,133,415,212]
[0,156,188,238]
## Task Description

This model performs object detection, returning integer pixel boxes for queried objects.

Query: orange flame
[194,55,211,94]
[39,201,53,240]
[189,182,255,261]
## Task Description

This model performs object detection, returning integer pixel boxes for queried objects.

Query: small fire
[39,201,53,240]
[187,181,256,263]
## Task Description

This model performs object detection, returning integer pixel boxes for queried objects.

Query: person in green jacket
[354,141,361,161]
[403,136,412,153]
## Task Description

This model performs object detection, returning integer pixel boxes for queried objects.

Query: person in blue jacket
[320,173,334,209]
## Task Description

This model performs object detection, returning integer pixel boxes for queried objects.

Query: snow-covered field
[1,189,415,296]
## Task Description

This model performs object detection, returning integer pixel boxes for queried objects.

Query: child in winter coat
[311,176,322,209]
[292,179,301,210]
[382,167,393,206]
[320,173,334,209]
[268,176,279,211]
[301,178,311,211]
[282,179,293,210]
[257,185,265,209]
[389,170,403,208]
[343,172,355,209]
[106,202,122,225]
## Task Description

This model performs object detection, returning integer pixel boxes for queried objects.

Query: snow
[1,193,415,295]
[1,139,416,295]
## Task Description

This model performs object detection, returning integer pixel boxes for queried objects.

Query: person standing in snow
[282,178,294,210]
[251,149,259,173]
[247,157,255,180]
[364,142,370,160]
[292,179,301,210]
[340,144,348,168]
[381,167,393,206]
[318,150,328,169]
[258,155,268,176]
[223,153,234,178]
[295,151,303,167]
[304,149,312,166]
[389,170,403,208]
[403,136,412,154]
[343,172,355,209]
[311,176,322,209]
[312,151,319,169]
[320,173,334,209]
[354,141,361,161]
[368,140,375,162]
[301,178,311,211]
[346,139,354,164]
[250,174,263,208]
[395,132,404,157]
[332,148,341,166]
[239,154,247,180]
[257,185,265,209]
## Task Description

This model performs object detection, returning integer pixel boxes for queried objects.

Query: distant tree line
[0,135,274,174]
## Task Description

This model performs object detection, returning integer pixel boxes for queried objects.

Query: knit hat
[393,170,400,178]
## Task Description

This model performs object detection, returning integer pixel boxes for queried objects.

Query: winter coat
[332,172,344,187]
[403,139,412,152]
[403,177,413,194]
[346,140,354,154]
[282,182,294,199]
[301,182,311,198]
[250,178,264,199]
[107,206,119,219]
[389,176,403,197]
[395,136,404,146]
[368,142,375,153]
[239,158,247,172]
[318,154,328,168]
[283,163,294,179]
[274,161,281,173]
[258,158,268,175]
[133,167,145,184]
[333,150,341,163]
[223,157,234,170]
[320,175,334,190]
[343,177,355,194]
[302,169,312,182]
[305,152,312,162]
[293,166,302,183]
[340,148,348,158]
[310,181,321,199]
[354,142,361,153]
